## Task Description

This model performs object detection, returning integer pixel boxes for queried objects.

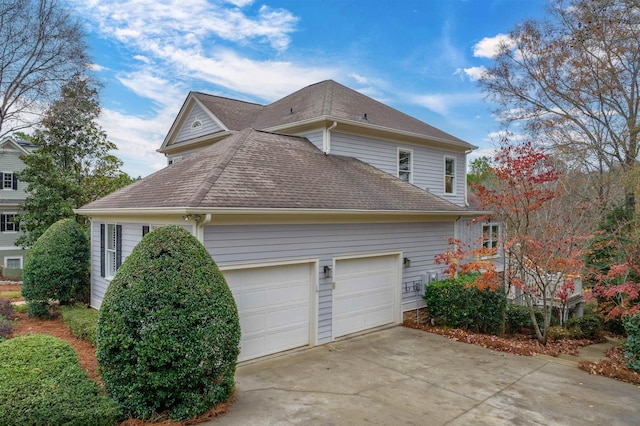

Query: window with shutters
[106,224,117,277]
[0,172,17,190]
[1,213,18,232]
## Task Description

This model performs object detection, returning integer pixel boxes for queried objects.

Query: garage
[221,261,316,362]
[333,254,401,338]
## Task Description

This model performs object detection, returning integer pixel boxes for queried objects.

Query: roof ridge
[321,80,334,116]
[186,129,253,207]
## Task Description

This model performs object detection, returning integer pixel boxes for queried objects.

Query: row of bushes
[423,274,605,340]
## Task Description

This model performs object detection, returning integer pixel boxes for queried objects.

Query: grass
[0,290,21,299]
[60,305,99,346]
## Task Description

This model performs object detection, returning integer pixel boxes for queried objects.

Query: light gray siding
[0,145,30,269]
[203,222,452,344]
[174,103,223,144]
[299,130,324,151]
[330,132,468,206]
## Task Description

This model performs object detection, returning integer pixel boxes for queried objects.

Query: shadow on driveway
[208,326,640,425]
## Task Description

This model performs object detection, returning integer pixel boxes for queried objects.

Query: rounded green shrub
[566,315,603,339]
[21,218,90,317]
[0,334,122,425]
[97,225,240,421]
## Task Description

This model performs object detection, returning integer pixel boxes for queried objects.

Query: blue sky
[67,0,547,177]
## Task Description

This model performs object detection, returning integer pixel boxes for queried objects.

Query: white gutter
[324,121,338,154]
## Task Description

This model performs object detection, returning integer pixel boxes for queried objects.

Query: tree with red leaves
[469,141,592,345]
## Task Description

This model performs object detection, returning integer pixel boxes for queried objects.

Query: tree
[479,0,640,211]
[97,226,240,421]
[472,141,592,344]
[17,75,134,248]
[0,0,88,138]
[21,218,89,317]
[467,156,493,186]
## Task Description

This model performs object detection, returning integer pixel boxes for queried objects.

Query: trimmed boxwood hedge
[97,225,240,421]
[0,334,122,425]
[423,273,507,335]
[21,218,90,317]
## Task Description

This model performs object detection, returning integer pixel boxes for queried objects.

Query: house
[0,136,35,279]
[76,80,484,361]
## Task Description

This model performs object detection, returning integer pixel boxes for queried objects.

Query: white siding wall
[204,221,452,344]
[330,132,468,207]
[299,130,324,151]
[174,103,223,144]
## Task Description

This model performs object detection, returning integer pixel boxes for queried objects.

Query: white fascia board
[264,116,478,151]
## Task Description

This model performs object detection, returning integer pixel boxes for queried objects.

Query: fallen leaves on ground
[579,346,640,385]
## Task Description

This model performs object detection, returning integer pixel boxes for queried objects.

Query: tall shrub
[623,313,640,373]
[21,218,89,317]
[97,225,240,421]
[423,273,507,335]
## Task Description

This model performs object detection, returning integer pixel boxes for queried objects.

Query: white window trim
[1,212,18,233]
[106,223,117,278]
[481,222,501,259]
[397,148,413,184]
[444,156,456,195]
[1,172,13,190]
[4,256,23,269]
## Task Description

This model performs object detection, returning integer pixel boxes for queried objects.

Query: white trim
[219,257,319,347]
[331,251,402,340]
[397,147,413,183]
[4,255,23,269]
[444,156,457,195]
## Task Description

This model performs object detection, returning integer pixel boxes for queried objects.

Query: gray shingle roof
[81,129,469,213]
[191,93,263,131]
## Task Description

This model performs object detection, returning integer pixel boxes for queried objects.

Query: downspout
[324,121,337,155]
[195,213,212,244]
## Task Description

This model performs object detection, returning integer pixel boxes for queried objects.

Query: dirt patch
[0,283,23,301]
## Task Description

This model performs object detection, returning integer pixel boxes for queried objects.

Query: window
[398,149,412,183]
[101,223,122,278]
[0,172,17,190]
[482,223,500,249]
[444,157,456,194]
[5,257,22,269]
[0,213,18,232]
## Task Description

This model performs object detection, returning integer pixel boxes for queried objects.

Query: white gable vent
[191,119,202,130]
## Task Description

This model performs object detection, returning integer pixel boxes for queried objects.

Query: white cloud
[410,92,483,116]
[473,34,515,58]
[349,73,368,84]
[463,66,487,81]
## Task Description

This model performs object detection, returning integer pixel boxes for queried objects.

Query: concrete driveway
[208,326,640,425]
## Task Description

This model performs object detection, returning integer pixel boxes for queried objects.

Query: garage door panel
[223,262,313,362]
[334,255,397,338]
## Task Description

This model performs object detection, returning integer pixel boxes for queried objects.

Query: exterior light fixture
[323,265,332,278]
[403,257,411,268]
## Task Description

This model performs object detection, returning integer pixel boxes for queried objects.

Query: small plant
[547,325,572,342]
[60,305,99,346]
[623,313,640,373]
[0,298,17,320]
[566,315,603,339]
[0,334,122,425]
[97,225,240,421]
[21,218,90,317]
[0,315,15,340]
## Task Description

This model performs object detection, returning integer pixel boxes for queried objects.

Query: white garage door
[223,262,313,362]
[333,254,398,338]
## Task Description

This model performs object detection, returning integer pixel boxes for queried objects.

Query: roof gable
[0,136,35,155]
[82,129,469,214]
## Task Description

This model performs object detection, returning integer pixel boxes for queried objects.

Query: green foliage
[467,156,493,186]
[623,314,640,373]
[566,315,603,339]
[505,303,537,335]
[16,76,134,248]
[61,305,99,346]
[97,225,241,421]
[423,274,507,335]
[0,334,122,425]
[21,218,89,317]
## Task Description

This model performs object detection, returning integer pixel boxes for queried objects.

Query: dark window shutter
[115,225,122,269]
[12,174,17,190]
[142,225,149,236]
[100,224,105,277]
[0,173,4,188]
[0,214,5,232]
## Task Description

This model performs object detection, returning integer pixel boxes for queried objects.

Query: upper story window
[444,157,456,194]
[398,149,413,183]
[482,223,500,249]
[1,213,18,232]
[0,172,17,190]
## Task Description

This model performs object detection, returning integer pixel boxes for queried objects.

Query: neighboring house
[0,136,35,279]
[76,80,484,362]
